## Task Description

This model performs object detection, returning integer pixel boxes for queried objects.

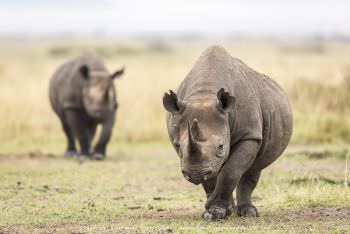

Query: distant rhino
[49,50,124,160]
[163,46,292,220]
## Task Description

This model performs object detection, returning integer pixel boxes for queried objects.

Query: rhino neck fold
[185,90,217,103]
[182,79,217,99]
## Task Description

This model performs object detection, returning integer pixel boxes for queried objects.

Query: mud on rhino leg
[236,171,261,217]
[60,118,76,157]
[64,110,90,158]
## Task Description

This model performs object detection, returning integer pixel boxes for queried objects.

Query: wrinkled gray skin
[163,46,292,220]
[49,50,124,160]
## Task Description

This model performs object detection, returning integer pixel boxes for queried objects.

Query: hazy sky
[0,0,349,38]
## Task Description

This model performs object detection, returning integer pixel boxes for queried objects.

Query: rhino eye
[217,143,224,155]
[174,142,180,150]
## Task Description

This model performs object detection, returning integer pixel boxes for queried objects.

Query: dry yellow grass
[1,39,350,233]
[1,39,350,150]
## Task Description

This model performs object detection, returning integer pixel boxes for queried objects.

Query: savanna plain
[0,39,350,233]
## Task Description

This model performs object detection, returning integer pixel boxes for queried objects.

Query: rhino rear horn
[191,118,206,142]
[162,90,184,114]
[217,88,235,113]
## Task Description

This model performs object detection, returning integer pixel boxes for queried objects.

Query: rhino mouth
[181,166,217,185]
[186,175,214,185]
[89,111,104,119]
[191,180,202,185]
[86,108,109,119]
[183,175,202,185]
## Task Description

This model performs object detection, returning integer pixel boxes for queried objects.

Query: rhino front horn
[187,120,200,156]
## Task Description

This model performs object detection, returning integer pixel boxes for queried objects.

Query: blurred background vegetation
[1,2,350,232]
[1,39,350,152]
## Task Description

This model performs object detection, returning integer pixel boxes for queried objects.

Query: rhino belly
[248,100,293,173]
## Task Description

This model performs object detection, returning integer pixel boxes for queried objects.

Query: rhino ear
[163,90,184,114]
[111,67,125,80]
[79,65,90,79]
[217,88,235,113]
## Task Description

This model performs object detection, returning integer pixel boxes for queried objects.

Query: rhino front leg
[236,171,261,217]
[93,115,115,160]
[203,140,260,221]
[65,110,90,160]
[87,121,97,153]
[60,118,76,157]
[202,176,216,198]
[202,176,235,220]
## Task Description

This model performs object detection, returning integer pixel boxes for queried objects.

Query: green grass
[0,144,349,233]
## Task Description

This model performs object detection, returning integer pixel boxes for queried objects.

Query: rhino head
[79,65,124,119]
[163,89,235,185]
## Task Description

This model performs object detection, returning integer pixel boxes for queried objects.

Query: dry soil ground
[0,144,349,233]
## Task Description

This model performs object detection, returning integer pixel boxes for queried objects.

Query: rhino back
[49,51,108,117]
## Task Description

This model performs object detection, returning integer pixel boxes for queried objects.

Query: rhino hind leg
[61,118,77,157]
[236,171,261,217]
[64,110,91,159]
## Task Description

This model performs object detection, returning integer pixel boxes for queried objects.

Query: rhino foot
[236,204,258,217]
[202,205,232,221]
[64,150,77,158]
[77,154,89,164]
[92,153,105,160]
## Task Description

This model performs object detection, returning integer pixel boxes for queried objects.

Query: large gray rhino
[49,50,124,160]
[163,46,292,220]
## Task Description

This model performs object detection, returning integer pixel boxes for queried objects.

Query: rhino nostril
[205,169,214,175]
